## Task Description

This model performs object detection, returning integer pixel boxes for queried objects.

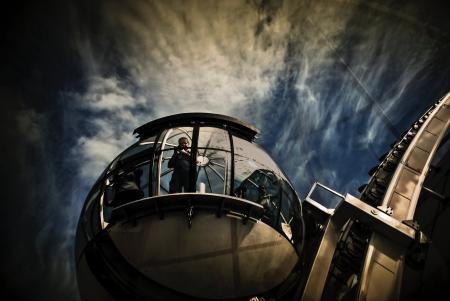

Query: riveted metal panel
[389,192,410,220]
[365,261,396,301]
[358,234,403,301]
[406,147,429,173]
[415,130,437,152]
[435,105,450,122]
[393,167,420,200]
[426,117,445,135]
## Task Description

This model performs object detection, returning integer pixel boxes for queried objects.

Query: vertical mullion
[189,126,200,192]
[228,130,235,196]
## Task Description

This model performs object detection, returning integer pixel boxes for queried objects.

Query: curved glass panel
[233,136,284,199]
[232,136,302,244]
[198,127,230,151]
[134,163,150,198]
[196,127,231,194]
[234,137,285,232]
[237,169,281,227]
[151,130,168,195]
[162,127,193,150]
[233,136,283,175]
[196,150,231,194]
[159,147,192,194]
[120,135,157,163]
[158,127,194,194]
[280,180,302,242]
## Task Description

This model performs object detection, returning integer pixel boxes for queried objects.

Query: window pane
[198,127,230,151]
[134,163,150,198]
[110,169,145,206]
[160,148,192,194]
[233,155,282,199]
[154,129,168,152]
[159,149,173,195]
[120,135,157,162]
[233,136,283,175]
[153,127,194,195]
[309,185,343,210]
[234,164,280,208]
[162,127,193,150]
[280,181,301,241]
[196,149,231,194]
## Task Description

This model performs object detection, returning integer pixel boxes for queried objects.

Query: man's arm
[168,149,179,168]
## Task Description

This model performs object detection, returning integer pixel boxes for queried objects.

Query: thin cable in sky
[305,17,401,138]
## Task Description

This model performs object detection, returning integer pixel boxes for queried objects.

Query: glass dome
[76,113,304,300]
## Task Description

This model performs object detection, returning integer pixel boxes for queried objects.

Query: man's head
[178,137,189,150]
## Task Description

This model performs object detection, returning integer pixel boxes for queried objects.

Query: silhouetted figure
[168,137,191,193]
[114,170,144,206]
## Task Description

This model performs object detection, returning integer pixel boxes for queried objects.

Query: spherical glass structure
[76,113,304,300]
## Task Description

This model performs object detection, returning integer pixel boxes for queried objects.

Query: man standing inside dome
[168,137,191,193]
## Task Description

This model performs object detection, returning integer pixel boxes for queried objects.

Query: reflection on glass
[112,169,145,206]
[198,127,230,151]
[235,169,281,225]
[308,184,343,210]
[280,180,301,241]
[195,127,231,194]
[134,163,150,198]
[234,169,281,226]
[233,136,286,229]
[233,136,282,174]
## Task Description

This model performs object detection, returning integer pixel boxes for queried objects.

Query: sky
[1,0,450,300]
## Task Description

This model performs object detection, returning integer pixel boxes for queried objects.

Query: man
[168,137,191,193]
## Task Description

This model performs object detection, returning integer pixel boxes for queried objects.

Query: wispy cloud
[256,0,439,194]
[105,0,290,117]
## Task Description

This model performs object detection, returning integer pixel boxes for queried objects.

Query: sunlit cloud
[105,0,290,118]
[71,0,294,183]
